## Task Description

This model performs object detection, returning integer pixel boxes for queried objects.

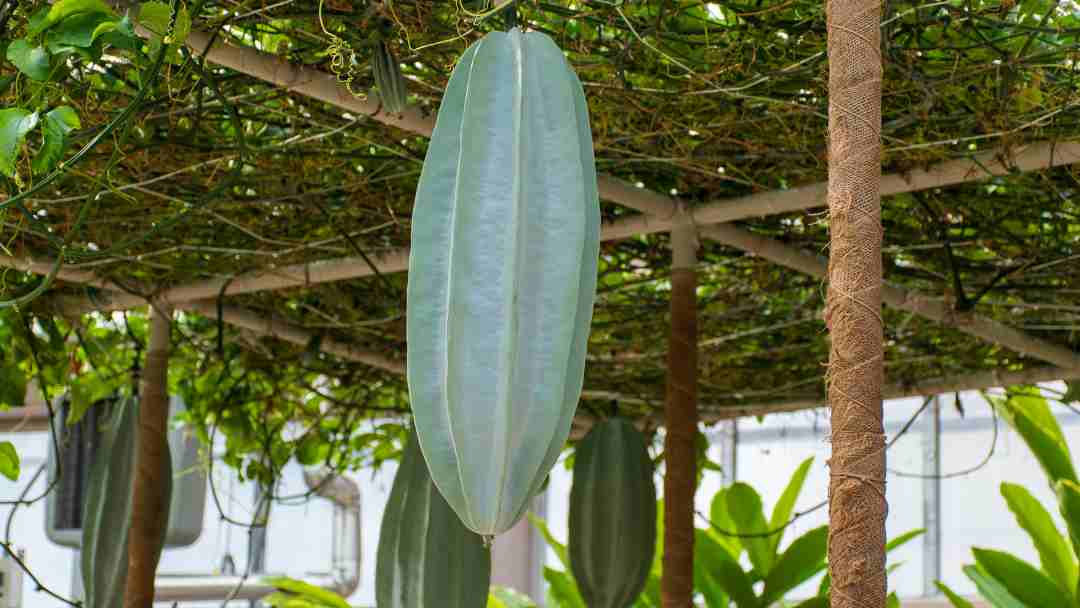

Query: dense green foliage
[937,388,1080,608]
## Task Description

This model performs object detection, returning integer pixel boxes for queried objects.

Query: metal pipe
[149,469,361,602]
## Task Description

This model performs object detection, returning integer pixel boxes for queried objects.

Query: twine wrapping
[824,0,887,607]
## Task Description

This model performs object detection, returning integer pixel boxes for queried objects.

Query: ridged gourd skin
[81,398,138,608]
[569,418,657,608]
[406,27,601,536]
[375,432,491,608]
[373,41,407,114]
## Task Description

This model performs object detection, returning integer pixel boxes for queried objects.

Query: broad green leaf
[693,530,757,608]
[935,581,977,608]
[996,391,1078,485]
[886,592,900,608]
[33,106,80,175]
[529,512,570,569]
[489,587,537,608]
[1056,480,1080,564]
[6,40,51,80]
[28,0,112,36]
[543,567,585,608]
[68,376,118,424]
[963,564,1026,608]
[138,2,191,44]
[0,442,18,481]
[973,548,1072,607]
[261,577,349,608]
[0,108,40,177]
[769,457,814,557]
[45,12,116,49]
[0,364,27,408]
[726,482,773,576]
[761,525,828,605]
[1000,482,1077,594]
[693,530,732,608]
[886,528,926,552]
[708,486,742,557]
[97,15,140,50]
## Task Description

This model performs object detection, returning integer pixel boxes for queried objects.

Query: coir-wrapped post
[824,0,887,607]
[661,207,698,608]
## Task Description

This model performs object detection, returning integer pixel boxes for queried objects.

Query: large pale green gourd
[569,418,657,608]
[406,28,601,536]
[376,432,491,608]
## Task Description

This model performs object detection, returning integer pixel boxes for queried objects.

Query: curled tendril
[319,0,366,97]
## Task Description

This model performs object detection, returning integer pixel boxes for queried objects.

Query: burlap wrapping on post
[824,0,887,607]
[661,209,698,608]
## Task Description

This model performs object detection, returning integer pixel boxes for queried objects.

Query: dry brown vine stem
[124,303,173,608]
[824,0,887,606]
[661,207,698,608]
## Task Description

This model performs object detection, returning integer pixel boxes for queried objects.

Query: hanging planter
[406,28,600,536]
[376,431,491,608]
[569,417,656,608]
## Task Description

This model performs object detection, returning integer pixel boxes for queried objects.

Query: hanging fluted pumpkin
[569,417,656,608]
[406,28,600,536]
[376,431,491,608]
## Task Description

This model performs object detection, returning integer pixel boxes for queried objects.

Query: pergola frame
[3,25,1080,420]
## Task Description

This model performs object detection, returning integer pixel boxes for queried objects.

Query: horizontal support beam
[702,224,1080,369]
[40,139,1080,315]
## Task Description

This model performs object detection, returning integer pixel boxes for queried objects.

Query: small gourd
[569,417,657,608]
[376,431,491,608]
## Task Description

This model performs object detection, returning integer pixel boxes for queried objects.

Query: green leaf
[886,528,926,552]
[46,12,117,49]
[28,0,112,36]
[543,567,586,608]
[973,548,1072,607]
[1000,482,1077,594]
[996,391,1078,486]
[1056,480,1080,564]
[263,592,320,608]
[726,482,773,576]
[33,106,80,175]
[769,457,814,557]
[138,2,191,44]
[693,529,757,608]
[0,364,27,408]
[489,587,537,608]
[6,40,51,81]
[693,530,732,608]
[294,434,328,466]
[761,525,828,605]
[886,592,900,608]
[261,577,349,608]
[69,376,118,424]
[935,581,977,608]
[0,108,40,177]
[0,442,19,481]
[708,486,742,558]
[791,598,829,608]
[528,512,570,569]
[97,15,140,50]
[963,564,1026,608]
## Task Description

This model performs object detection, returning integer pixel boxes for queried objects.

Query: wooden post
[661,207,698,608]
[824,0,887,607]
[124,304,173,608]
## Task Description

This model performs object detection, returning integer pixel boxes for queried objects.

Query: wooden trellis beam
[33,138,1080,315]
[701,224,1080,370]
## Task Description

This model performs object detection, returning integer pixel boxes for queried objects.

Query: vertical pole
[661,206,698,608]
[249,483,270,608]
[718,420,738,487]
[922,396,942,596]
[823,0,886,606]
[124,304,173,608]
